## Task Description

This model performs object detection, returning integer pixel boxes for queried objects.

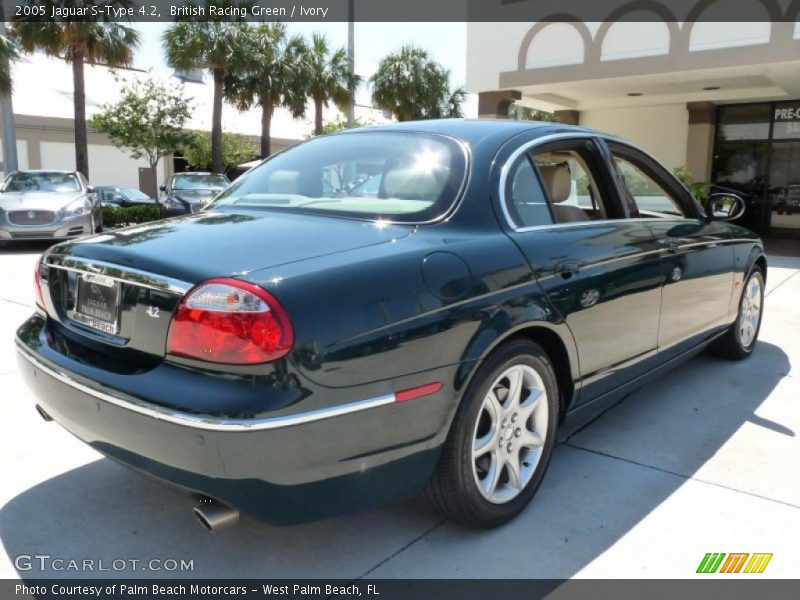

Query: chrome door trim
[45,254,192,295]
[498,131,700,231]
[499,132,604,230]
[16,341,397,432]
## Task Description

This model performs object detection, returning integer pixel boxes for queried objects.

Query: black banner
[4,580,800,600]
[4,0,799,22]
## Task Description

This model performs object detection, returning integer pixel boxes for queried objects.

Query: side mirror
[159,185,167,192]
[86,185,95,194]
[705,192,745,222]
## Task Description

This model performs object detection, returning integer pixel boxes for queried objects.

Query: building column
[686,102,716,182]
[478,90,521,119]
[554,110,580,126]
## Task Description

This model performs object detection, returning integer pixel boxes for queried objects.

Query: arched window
[525,23,587,69]
[601,17,671,61]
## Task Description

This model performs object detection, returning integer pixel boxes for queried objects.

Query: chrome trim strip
[499,132,603,230]
[16,342,396,431]
[498,132,701,231]
[45,255,192,295]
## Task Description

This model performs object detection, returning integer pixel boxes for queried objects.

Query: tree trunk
[260,104,273,158]
[211,67,224,174]
[314,98,323,136]
[72,52,89,178]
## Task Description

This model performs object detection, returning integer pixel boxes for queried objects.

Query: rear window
[210,132,467,223]
[172,174,230,190]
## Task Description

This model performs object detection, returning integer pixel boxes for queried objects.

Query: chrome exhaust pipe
[35,404,53,422]
[193,498,239,531]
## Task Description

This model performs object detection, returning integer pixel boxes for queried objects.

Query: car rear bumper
[15,319,452,524]
[0,215,92,241]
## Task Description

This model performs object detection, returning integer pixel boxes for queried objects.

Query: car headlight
[65,198,92,217]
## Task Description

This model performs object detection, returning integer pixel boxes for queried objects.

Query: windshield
[122,188,151,201]
[211,132,467,223]
[4,172,80,193]
[172,174,230,190]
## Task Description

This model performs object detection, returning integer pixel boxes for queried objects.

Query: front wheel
[711,268,764,359]
[424,339,559,527]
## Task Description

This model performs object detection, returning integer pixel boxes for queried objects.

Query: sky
[132,22,477,115]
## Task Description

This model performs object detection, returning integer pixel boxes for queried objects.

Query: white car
[0,170,101,245]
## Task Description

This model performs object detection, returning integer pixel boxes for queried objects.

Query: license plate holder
[73,273,120,335]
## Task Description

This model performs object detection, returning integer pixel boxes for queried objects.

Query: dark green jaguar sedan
[16,120,765,530]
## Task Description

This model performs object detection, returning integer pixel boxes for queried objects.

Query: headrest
[538,163,572,203]
[267,170,300,195]
[382,167,447,200]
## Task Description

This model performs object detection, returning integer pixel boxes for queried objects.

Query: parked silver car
[0,170,101,244]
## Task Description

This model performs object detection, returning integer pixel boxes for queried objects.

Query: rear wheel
[711,268,764,359]
[424,339,558,527]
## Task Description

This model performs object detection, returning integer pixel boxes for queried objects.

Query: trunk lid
[43,209,412,363]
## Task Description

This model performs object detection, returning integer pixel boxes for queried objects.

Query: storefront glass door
[768,142,800,233]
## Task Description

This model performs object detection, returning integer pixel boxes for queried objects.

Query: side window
[505,157,553,228]
[532,149,609,223]
[613,155,686,218]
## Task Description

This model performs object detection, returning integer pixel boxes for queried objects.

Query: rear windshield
[3,172,80,193]
[172,174,230,190]
[210,132,467,223]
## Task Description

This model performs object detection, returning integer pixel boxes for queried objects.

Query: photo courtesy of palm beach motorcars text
[0,0,798,598]
[13,584,376,598]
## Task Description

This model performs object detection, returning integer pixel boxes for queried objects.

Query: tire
[710,268,764,360]
[95,213,103,233]
[424,339,559,527]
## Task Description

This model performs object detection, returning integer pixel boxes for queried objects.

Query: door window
[532,149,609,223]
[612,155,686,218]
[504,157,553,228]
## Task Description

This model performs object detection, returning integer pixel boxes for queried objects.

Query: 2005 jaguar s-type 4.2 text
[17,120,766,529]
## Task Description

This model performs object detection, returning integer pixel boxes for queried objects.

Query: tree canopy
[90,75,192,196]
[371,45,465,122]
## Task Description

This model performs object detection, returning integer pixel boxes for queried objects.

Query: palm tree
[163,3,250,173]
[371,45,466,122]
[12,1,139,178]
[304,33,359,136]
[0,24,18,94]
[224,23,306,158]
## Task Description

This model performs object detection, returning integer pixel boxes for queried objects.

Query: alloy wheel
[739,274,762,348]
[471,364,549,504]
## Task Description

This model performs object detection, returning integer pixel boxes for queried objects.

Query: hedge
[101,204,164,228]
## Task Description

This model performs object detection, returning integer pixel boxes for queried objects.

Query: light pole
[0,12,18,174]
[346,0,354,129]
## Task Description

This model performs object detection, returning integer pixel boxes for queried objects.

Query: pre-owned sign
[774,103,800,139]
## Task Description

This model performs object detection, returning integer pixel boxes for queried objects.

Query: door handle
[659,239,679,253]
[556,260,581,280]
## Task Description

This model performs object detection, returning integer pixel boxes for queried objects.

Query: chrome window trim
[499,132,605,230]
[45,254,192,295]
[498,132,700,232]
[16,341,396,432]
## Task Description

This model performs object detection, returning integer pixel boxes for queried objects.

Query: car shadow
[0,342,791,579]
[0,241,58,255]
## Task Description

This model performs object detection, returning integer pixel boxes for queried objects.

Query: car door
[606,141,735,359]
[500,135,664,402]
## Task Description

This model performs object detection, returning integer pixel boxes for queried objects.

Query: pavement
[0,241,798,579]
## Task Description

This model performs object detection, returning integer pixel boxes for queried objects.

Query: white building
[0,53,387,192]
[467,1,800,238]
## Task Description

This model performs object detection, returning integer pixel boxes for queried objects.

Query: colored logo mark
[696,553,773,574]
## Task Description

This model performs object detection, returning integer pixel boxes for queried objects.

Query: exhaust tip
[193,498,239,532]
[35,404,53,422]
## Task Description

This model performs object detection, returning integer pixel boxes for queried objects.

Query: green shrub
[101,204,164,228]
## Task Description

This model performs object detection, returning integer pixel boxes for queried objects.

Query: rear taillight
[34,256,45,310]
[166,278,293,365]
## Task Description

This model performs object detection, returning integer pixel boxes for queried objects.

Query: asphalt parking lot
[1,241,798,579]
